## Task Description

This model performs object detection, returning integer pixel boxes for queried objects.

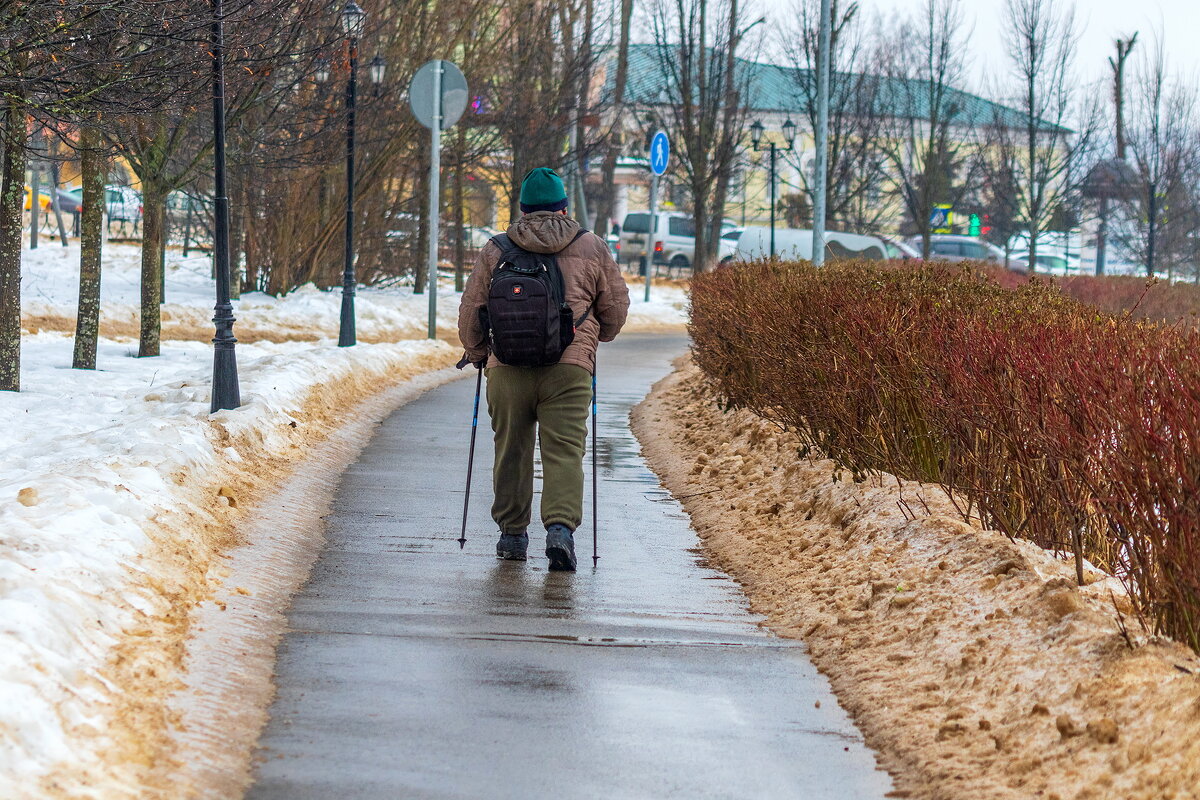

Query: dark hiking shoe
[496,531,529,561]
[545,525,577,571]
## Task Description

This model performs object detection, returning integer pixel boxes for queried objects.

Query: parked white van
[733,226,890,262]
[619,212,740,273]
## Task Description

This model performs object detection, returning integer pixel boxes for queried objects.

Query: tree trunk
[692,193,710,273]
[73,126,104,370]
[244,187,259,294]
[414,140,429,294]
[49,157,69,246]
[0,100,26,391]
[415,137,429,293]
[594,0,634,236]
[1147,183,1157,277]
[230,169,246,299]
[453,141,466,293]
[138,182,166,357]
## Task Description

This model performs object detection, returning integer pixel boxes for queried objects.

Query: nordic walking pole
[591,371,598,564]
[459,363,484,549]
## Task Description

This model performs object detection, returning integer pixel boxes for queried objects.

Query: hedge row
[691,260,1200,650]
[975,265,1200,325]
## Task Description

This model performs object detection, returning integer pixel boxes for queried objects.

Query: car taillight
[654,240,663,253]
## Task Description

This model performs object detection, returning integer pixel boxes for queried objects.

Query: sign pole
[408,58,467,338]
[645,172,657,303]
[427,62,442,340]
[811,0,832,266]
[646,130,669,302]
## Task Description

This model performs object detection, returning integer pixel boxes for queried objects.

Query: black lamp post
[210,0,240,412]
[750,118,796,259]
[338,0,366,347]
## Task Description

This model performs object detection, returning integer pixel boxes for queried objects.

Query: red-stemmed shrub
[691,259,1200,651]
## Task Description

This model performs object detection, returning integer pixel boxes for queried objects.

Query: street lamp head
[314,57,331,84]
[341,0,366,38]
[782,118,796,150]
[749,119,764,151]
[369,53,386,85]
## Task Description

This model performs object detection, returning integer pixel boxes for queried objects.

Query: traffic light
[968,213,981,237]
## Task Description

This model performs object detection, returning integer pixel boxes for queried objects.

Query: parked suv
[909,234,1027,271]
[619,212,739,272]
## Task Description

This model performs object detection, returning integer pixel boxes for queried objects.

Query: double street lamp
[749,118,796,259]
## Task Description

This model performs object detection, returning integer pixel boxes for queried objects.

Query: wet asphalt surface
[248,333,893,799]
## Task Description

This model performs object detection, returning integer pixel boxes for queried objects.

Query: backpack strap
[489,233,520,263]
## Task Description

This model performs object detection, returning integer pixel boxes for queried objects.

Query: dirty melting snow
[0,331,454,795]
[635,360,1200,800]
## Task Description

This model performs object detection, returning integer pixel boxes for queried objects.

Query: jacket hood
[507,211,581,254]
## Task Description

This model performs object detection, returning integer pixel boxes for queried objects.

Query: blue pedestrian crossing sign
[929,203,954,234]
[650,131,670,176]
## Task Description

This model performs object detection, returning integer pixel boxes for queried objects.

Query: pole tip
[592,555,599,566]
[458,538,466,549]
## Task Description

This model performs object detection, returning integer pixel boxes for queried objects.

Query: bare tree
[1001,0,1088,272]
[0,0,193,388]
[876,0,971,257]
[779,0,889,232]
[971,116,1024,262]
[593,0,635,237]
[1115,38,1200,278]
[1111,33,1138,160]
[649,0,757,272]
[483,0,603,225]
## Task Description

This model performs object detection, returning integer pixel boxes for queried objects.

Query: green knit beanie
[519,167,569,213]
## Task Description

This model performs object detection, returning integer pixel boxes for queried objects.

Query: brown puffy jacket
[457,211,630,373]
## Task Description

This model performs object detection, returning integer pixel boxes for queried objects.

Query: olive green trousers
[486,363,592,534]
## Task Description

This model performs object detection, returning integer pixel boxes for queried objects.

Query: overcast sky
[763,0,1200,90]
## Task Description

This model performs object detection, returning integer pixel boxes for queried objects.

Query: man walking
[458,167,629,570]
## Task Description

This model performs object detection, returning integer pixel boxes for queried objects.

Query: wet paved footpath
[249,334,893,799]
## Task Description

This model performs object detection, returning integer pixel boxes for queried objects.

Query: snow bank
[21,239,463,344]
[20,239,686,346]
[637,360,1200,800]
[0,332,455,796]
[623,282,689,331]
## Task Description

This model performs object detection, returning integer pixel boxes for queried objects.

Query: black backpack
[480,230,590,367]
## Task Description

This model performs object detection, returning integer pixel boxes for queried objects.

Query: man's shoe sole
[545,543,577,571]
[496,549,527,561]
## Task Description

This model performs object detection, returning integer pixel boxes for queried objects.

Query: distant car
[719,228,743,264]
[25,186,83,215]
[105,185,142,223]
[619,212,739,272]
[385,212,419,243]
[1009,251,1081,274]
[735,227,890,262]
[909,234,1027,271]
[605,232,621,261]
[879,236,921,261]
[460,225,500,249]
